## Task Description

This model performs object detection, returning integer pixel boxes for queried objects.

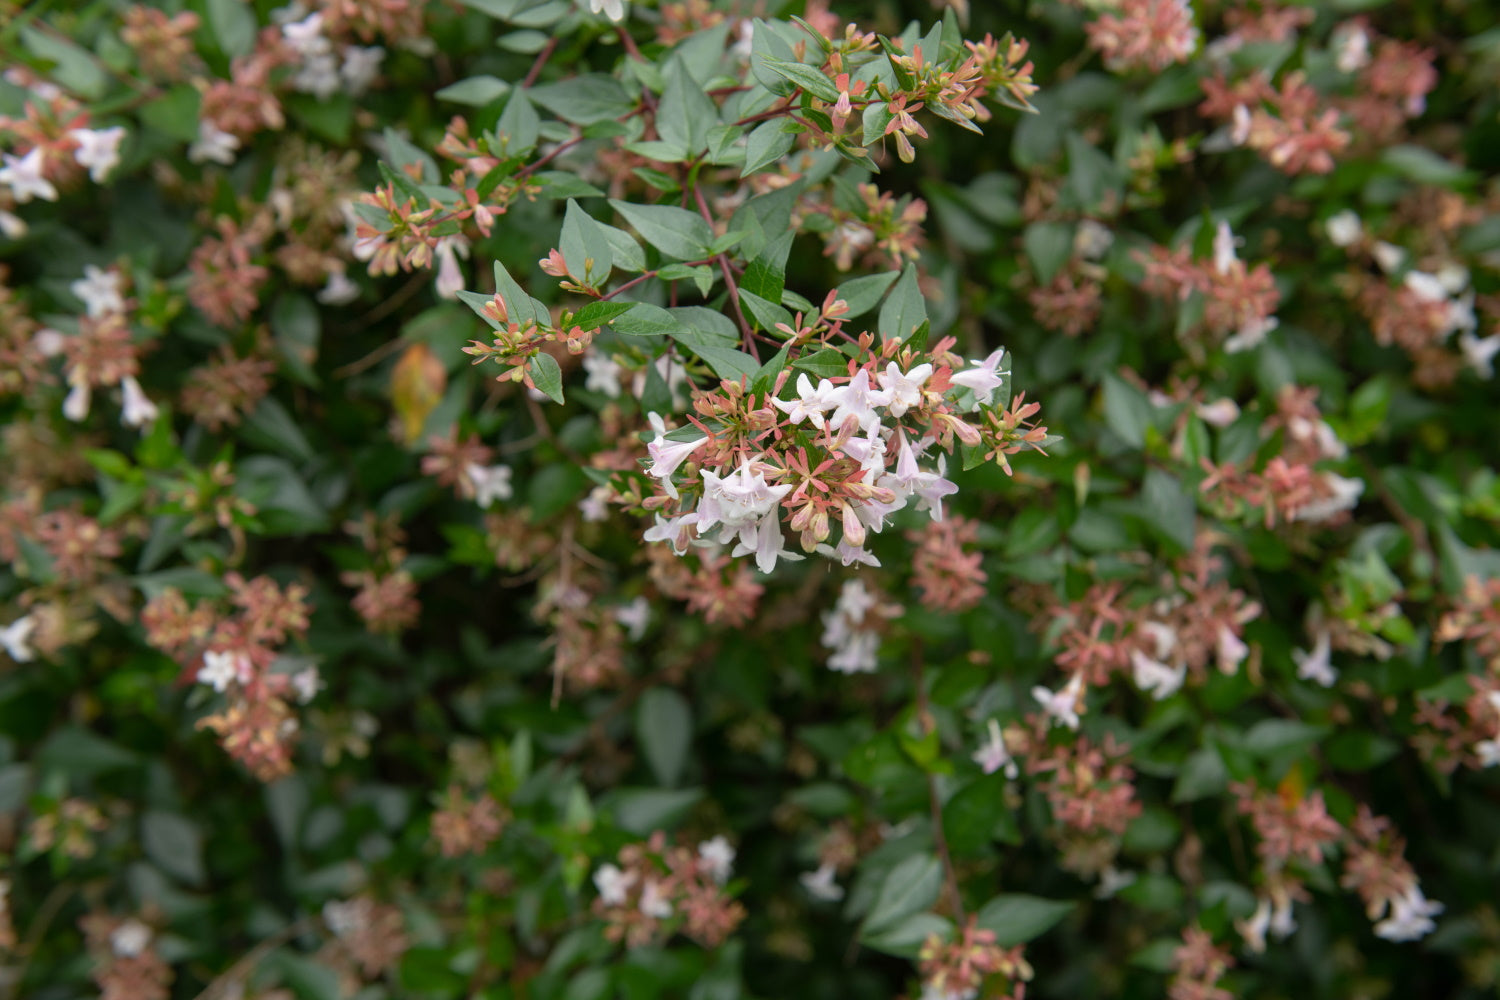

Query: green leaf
[1325,731,1400,771]
[436,76,510,106]
[571,300,636,331]
[974,894,1075,946]
[691,343,761,384]
[760,57,840,102]
[495,90,541,156]
[35,726,138,776]
[241,398,316,464]
[611,303,682,337]
[597,223,648,273]
[531,75,637,125]
[863,853,943,934]
[494,259,547,326]
[205,0,258,57]
[740,231,794,303]
[1023,221,1073,285]
[738,289,792,332]
[610,201,714,261]
[1381,145,1475,187]
[1244,719,1330,758]
[139,85,203,143]
[19,27,108,100]
[877,266,927,342]
[836,272,899,317]
[656,57,719,157]
[862,102,895,147]
[860,912,953,959]
[742,118,798,177]
[560,200,615,287]
[271,294,321,387]
[1139,468,1195,553]
[530,352,566,404]
[941,773,1011,857]
[1101,372,1155,450]
[790,348,851,379]
[607,787,703,834]
[636,688,693,787]
[142,811,206,886]
[1171,745,1228,803]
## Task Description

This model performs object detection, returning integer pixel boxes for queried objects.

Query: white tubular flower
[0,616,37,662]
[69,127,127,183]
[588,0,626,21]
[433,236,469,300]
[1093,866,1136,900]
[644,412,706,500]
[772,373,841,429]
[1236,897,1272,953]
[638,880,673,919]
[1216,624,1249,673]
[799,862,844,902]
[291,666,323,704]
[197,650,245,692]
[971,718,1018,778]
[613,596,650,640]
[0,147,59,203]
[593,863,636,905]
[70,265,126,318]
[1371,241,1406,274]
[949,349,1008,408]
[827,368,891,434]
[1459,331,1500,378]
[1292,472,1364,523]
[119,376,158,429]
[1196,397,1240,428]
[697,836,735,884]
[1325,210,1362,248]
[465,463,514,507]
[341,47,386,93]
[582,351,623,398]
[1373,885,1443,942]
[1212,221,1238,275]
[317,270,361,305]
[1129,649,1186,701]
[1293,627,1337,688]
[875,361,932,418]
[1032,673,1085,730]
[188,121,241,166]
[109,919,152,958]
[63,381,92,422]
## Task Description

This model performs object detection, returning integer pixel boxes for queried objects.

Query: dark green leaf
[610,201,714,261]
[531,352,566,404]
[636,688,693,787]
[974,894,1074,946]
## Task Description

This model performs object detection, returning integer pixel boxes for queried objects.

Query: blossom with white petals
[613,597,650,640]
[69,127,127,183]
[971,718,1018,778]
[291,666,323,704]
[1,616,37,662]
[1325,210,1362,248]
[1130,649,1186,700]
[341,47,385,93]
[1094,865,1136,900]
[433,236,469,299]
[638,879,673,919]
[63,382,92,422]
[1459,331,1500,378]
[583,351,623,397]
[826,368,891,433]
[70,265,125,318]
[317,270,361,305]
[188,121,241,165]
[1373,885,1443,942]
[645,412,707,500]
[876,362,933,418]
[465,463,514,507]
[197,650,249,692]
[697,836,735,883]
[0,148,58,203]
[949,349,1008,408]
[593,863,636,905]
[1032,672,1085,730]
[120,376,158,429]
[799,862,844,901]
[110,920,152,958]
[1293,627,1337,687]
[772,373,841,429]
[588,0,626,21]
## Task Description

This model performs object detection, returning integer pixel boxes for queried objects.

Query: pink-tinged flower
[697,460,791,533]
[643,511,700,555]
[465,462,514,507]
[638,880,673,919]
[70,266,126,318]
[1196,398,1240,427]
[1,616,37,662]
[645,412,706,500]
[433,236,469,299]
[119,376,158,429]
[1216,625,1249,673]
[972,718,1018,778]
[772,373,841,429]
[1130,649,1186,700]
[69,126,127,183]
[881,434,958,521]
[0,147,58,203]
[197,649,250,692]
[827,369,891,434]
[1292,627,1337,687]
[1032,672,1085,730]
[876,361,933,418]
[63,382,91,422]
[613,597,650,640]
[949,349,1007,407]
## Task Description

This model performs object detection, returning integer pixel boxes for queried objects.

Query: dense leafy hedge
[3,0,1500,998]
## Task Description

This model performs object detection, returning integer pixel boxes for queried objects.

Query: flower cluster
[592,833,744,949]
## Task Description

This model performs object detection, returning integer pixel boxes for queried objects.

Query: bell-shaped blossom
[971,718,1018,778]
[697,460,790,534]
[0,147,58,203]
[642,511,700,556]
[949,349,1007,407]
[197,649,250,692]
[465,462,514,507]
[638,880,673,919]
[63,381,92,422]
[1293,627,1337,687]
[876,361,932,418]
[1032,672,1085,730]
[120,376,158,429]
[70,265,125,318]
[697,836,735,884]
[69,127,127,183]
[827,368,891,434]
[0,616,37,662]
[188,121,241,166]
[800,862,844,902]
[1325,210,1362,247]
[772,373,841,429]
[593,863,636,905]
[1130,649,1186,700]
[1373,885,1443,942]
[645,412,706,500]
[583,351,623,397]
[1459,331,1500,378]
[317,270,361,305]
[433,236,469,300]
